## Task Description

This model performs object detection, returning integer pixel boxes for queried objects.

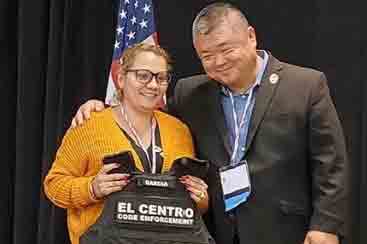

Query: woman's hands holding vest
[90,163,130,200]
[180,175,209,214]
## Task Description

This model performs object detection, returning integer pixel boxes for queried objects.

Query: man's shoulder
[176,73,211,91]
[277,59,324,83]
[174,73,216,99]
[178,73,210,83]
[265,53,323,81]
[286,63,322,75]
[267,58,331,105]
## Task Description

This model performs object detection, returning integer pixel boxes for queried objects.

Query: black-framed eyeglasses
[126,69,171,86]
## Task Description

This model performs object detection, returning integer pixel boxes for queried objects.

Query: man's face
[194,15,258,91]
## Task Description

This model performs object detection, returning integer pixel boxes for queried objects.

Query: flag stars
[143,4,151,14]
[131,16,137,25]
[127,31,136,40]
[124,0,130,4]
[116,26,124,35]
[134,1,138,8]
[114,41,120,49]
[139,19,148,29]
[120,10,127,19]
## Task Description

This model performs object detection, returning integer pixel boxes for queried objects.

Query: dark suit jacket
[169,54,348,244]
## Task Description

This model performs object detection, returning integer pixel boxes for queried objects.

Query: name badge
[219,160,251,211]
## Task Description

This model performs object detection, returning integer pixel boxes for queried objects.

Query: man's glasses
[126,69,171,86]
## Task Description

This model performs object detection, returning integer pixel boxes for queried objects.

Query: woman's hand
[179,175,209,214]
[91,163,130,199]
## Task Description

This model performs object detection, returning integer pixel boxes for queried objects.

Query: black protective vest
[80,153,213,244]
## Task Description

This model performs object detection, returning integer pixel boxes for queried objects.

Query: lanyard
[228,86,255,164]
[120,105,157,173]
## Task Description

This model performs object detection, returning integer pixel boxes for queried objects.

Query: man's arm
[305,73,349,243]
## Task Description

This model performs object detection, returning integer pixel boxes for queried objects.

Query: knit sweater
[43,107,195,244]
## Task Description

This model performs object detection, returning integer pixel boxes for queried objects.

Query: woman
[44,43,209,244]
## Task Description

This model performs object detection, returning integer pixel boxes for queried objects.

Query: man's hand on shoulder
[71,99,105,128]
[304,230,339,244]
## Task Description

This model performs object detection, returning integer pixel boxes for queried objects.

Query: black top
[119,124,163,173]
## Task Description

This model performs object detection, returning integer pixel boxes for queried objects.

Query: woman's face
[118,51,169,113]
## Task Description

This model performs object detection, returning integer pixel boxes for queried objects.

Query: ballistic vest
[80,155,213,244]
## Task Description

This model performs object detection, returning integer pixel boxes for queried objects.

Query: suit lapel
[245,54,283,153]
[205,82,232,159]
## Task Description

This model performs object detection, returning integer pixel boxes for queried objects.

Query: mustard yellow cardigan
[44,108,195,244]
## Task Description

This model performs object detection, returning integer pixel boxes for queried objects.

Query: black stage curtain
[0,0,365,244]
[1,0,117,243]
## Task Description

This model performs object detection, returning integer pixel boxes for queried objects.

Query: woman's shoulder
[154,110,182,124]
[154,110,190,132]
[90,106,113,118]
[85,107,113,124]
[68,107,114,134]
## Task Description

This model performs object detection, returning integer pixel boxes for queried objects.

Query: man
[72,3,348,244]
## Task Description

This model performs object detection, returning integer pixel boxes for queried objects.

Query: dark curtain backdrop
[0,0,365,244]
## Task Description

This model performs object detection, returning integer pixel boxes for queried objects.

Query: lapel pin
[269,73,279,84]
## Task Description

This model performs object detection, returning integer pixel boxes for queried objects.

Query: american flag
[105,0,158,105]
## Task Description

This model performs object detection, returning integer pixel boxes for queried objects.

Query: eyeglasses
[126,69,171,86]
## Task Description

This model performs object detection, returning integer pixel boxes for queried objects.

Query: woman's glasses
[126,69,171,86]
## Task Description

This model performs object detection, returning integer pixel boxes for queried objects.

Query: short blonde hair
[119,43,172,74]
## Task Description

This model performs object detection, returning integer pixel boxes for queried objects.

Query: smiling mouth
[141,92,159,97]
[216,67,231,72]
